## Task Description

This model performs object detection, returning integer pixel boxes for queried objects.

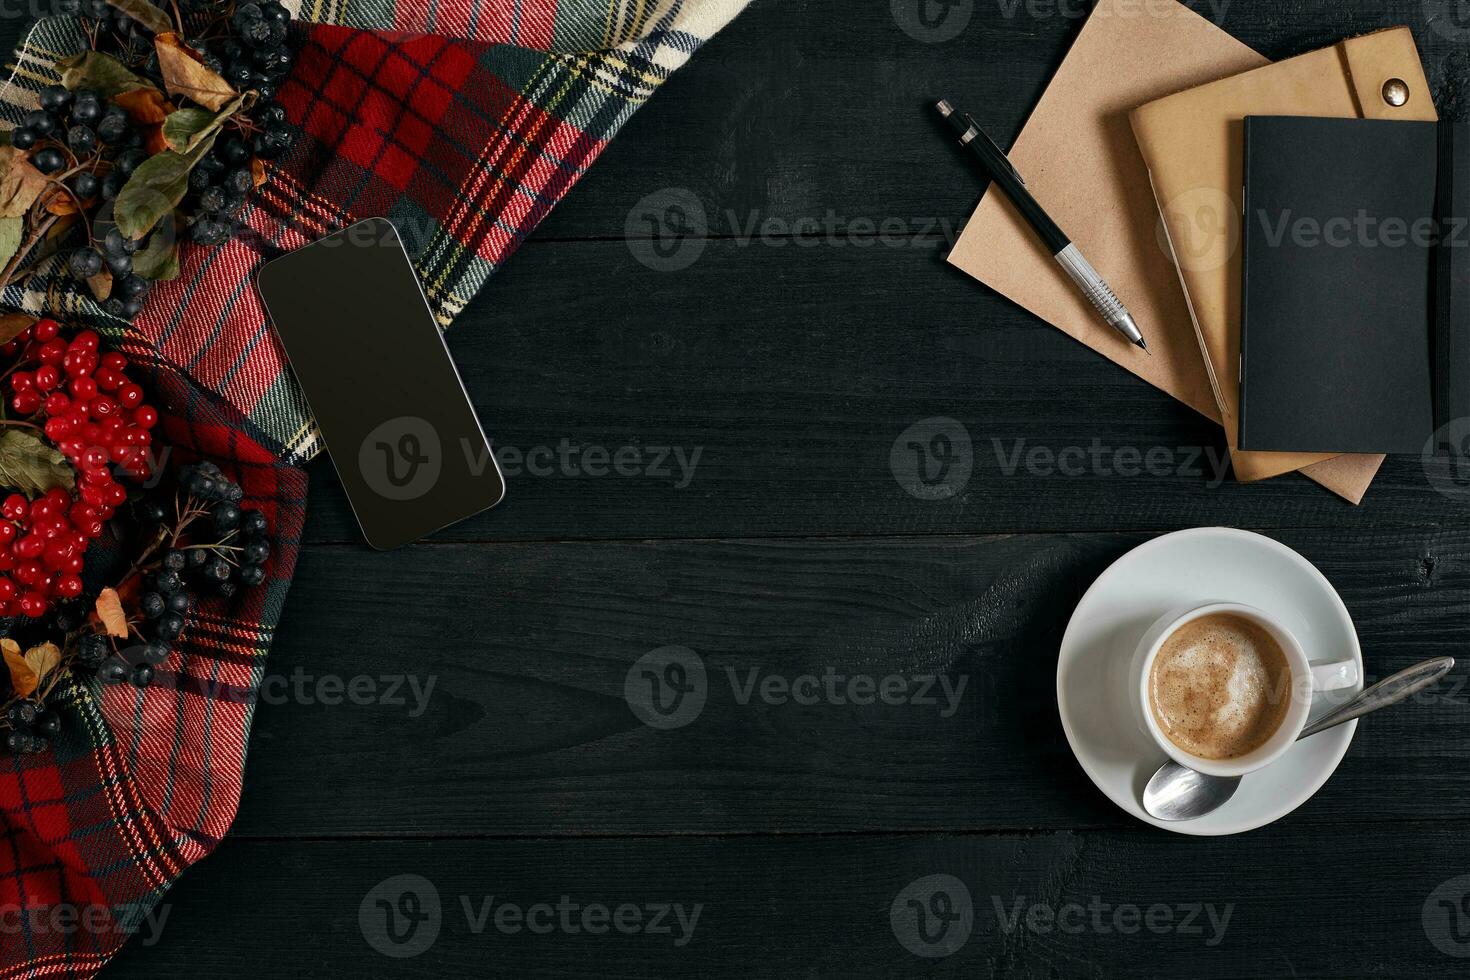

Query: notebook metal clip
[965,113,1026,186]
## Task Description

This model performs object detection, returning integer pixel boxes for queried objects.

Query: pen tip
[1137,339,1150,356]
[935,99,953,117]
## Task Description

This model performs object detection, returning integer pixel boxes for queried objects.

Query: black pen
[936,100,1148,355]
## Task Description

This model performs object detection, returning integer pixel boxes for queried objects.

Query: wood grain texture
[4,2,1470,977]
[100,829,1470,978]
[300,238,1470,544]
[228,528,1470,837]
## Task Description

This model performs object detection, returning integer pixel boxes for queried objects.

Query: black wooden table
[37,0,1470,975]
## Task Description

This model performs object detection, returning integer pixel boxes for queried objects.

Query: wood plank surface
[299,238,1470,544]
[5,0,1470,976]
[102,829,1470,977]
[225,528,1470,837]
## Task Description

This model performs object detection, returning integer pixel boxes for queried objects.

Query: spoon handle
[1299,656,1456,740]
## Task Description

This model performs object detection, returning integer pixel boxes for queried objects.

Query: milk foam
[1147,614,1291,760]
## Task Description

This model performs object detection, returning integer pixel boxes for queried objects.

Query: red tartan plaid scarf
[0,0,748,974]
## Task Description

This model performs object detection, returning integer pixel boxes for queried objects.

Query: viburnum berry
[0,319,159,618]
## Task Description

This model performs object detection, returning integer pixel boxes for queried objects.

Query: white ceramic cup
[1129,601,1359,778]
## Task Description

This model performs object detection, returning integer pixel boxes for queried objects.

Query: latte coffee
[1147,613,1292,760]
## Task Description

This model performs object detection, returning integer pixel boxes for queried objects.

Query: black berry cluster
[62,462,269,703]
[13,84,139,164]
[188,2,295,245]
[5,699,62,754]
[59,0,154,42]
[0,0,297,318]
[185,124,265,247]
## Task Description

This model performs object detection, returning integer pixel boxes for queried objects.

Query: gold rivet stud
[1383,78,1410,107]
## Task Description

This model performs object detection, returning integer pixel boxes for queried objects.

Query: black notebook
[1239,115,1470,454]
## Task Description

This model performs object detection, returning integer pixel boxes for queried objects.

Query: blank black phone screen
[257,217,505,549]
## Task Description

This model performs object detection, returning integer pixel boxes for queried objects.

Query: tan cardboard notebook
[1131,27,1436,493]
[946,0,1370,502]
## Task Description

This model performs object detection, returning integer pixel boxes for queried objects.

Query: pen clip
[964,113,1025,187]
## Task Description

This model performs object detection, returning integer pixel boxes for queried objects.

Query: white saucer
[1056,527,1362,835]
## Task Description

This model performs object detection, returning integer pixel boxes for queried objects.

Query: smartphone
[257,217,505,549]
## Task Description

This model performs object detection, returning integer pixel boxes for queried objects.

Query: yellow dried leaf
[0,313,35,345]
[88,267,113,302]
[2,638,36,697]
[95,587,128,637]
[155,33,237,111]
[0,147,48,219]
[23,642,60,689]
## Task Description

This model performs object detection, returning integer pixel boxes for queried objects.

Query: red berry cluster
[0,318,157,618]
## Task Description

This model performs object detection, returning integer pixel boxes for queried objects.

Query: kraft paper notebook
[946,0,1371,502]
[1131,27,1437,493]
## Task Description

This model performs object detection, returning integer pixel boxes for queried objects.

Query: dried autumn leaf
[2,639,36,697]
[88,266,113,301]
[104,0,174,35]
[143,123,169,157]
[58,51,155,97]
[250,156,266,188]
[0,216,22,271]
[45,214,78,243]
[156,33,237,111]
[0,429,75,497]
[43,187,78,216]
[114,87,172,125]
[23,642,60,689]
[0,313,35,345]
[95,588,128,638]
[0,147,48,219]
